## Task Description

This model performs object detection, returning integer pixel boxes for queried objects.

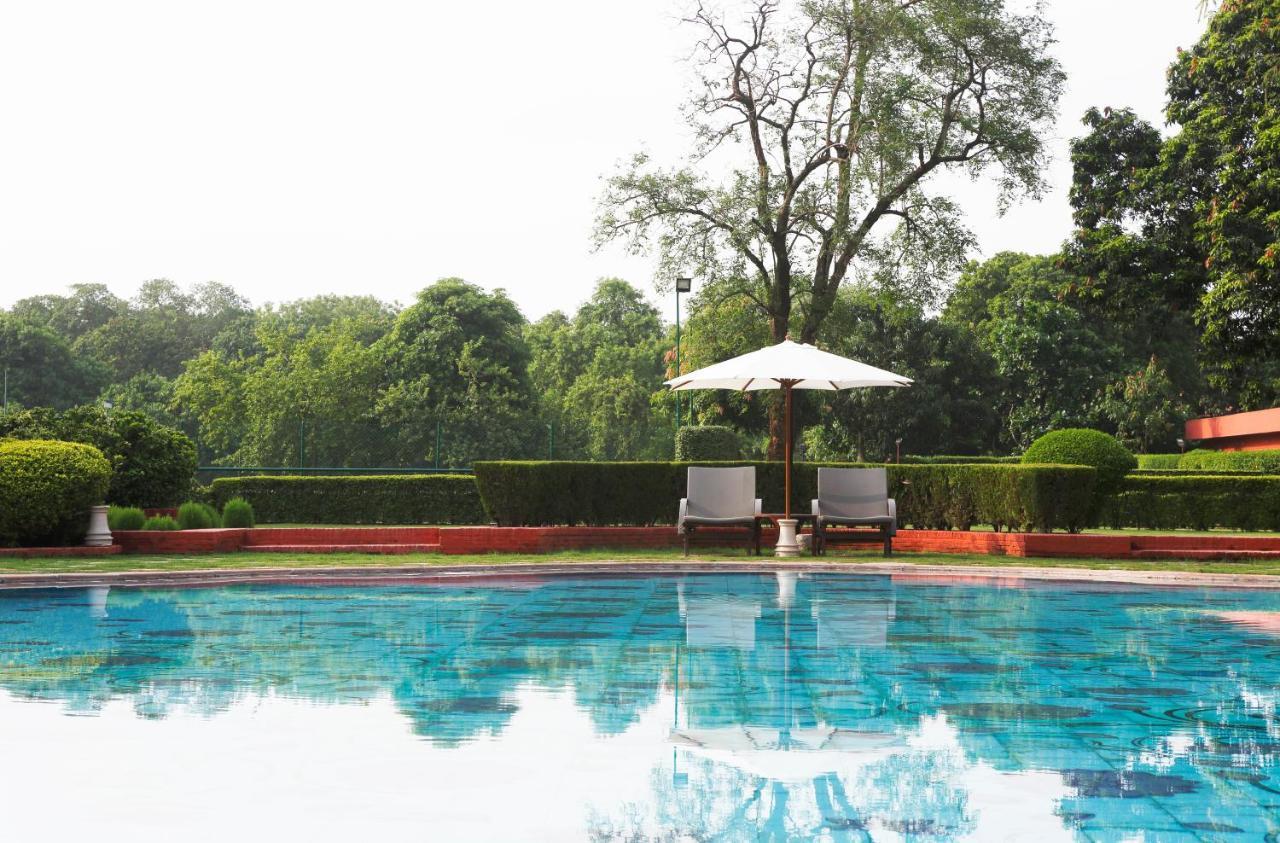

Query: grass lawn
[4,548,1280,576]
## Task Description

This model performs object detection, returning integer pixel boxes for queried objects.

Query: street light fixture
[675,277,693,429]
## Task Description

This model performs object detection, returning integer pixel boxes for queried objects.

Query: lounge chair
[678,466,762,556]
[811,467,897,557]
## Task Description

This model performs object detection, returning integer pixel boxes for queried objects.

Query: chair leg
[752,522,761,556]
[883,528,892,558]
[683,529,690,558]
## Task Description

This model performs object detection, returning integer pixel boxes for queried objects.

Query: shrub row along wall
[473,462,1096,533]
[1180,448,1280,473]
[1106,475,1280,532]
[900,455,1021,464]
[209,475,486,525]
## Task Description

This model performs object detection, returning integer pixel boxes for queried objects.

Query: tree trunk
[766,266,791,460]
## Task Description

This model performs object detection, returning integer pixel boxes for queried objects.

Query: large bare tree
[597,0,1064,456]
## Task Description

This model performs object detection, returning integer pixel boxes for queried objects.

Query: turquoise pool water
[2,573,1280,840]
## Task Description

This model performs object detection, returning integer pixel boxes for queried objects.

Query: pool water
[2,573,1280,840]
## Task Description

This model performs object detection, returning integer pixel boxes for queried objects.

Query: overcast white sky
[0,1,1207,321]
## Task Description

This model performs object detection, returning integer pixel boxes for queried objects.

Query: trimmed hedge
[473,461,1096,533]
[900,455,1021,464]
[208,475,486,524]
[1136,454,1182,470]
[1130,468,1264,477]
[674,426,741,460]
[1181,448,1280,474]
[0,439,112,546]
[1106,475,1280,532]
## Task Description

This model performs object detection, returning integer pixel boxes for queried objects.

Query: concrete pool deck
[6,559,1280,591]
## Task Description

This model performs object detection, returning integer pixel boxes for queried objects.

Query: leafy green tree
[1166,0,1280,368]
[99,373,184,431]
[946,254,1121,449]
[0,313,106,410]
[378,280,537,466]
[597,0,1064,456]
[74,279,251,381]
[10,283,126,341]
[802,287,1002,461]
[526,280,671,460]
[1097,356,1193,453]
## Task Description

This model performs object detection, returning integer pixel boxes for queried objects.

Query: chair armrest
[755,498,763,517]
[887,498,897,536]
[811,499,821,519]
[678,498,688,533]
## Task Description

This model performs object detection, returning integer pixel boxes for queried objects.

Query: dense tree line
[1,1,1275,464]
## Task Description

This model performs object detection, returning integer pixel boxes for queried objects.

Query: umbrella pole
[784,383,792,520]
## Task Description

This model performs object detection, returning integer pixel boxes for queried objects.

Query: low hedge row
[1106,475,1280,532]
[1129,468,1264,477]
[1181,448,1280,473]
[1135,454,1182,470]
[900,455,1021,464]
[208,475,486,524]
[473,461,1096,533]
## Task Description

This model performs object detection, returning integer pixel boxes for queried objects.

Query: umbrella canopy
[665,339,912,392]
[664,339,911,523]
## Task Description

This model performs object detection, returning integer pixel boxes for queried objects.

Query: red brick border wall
[93,526,1280,558]
[115,529,248,554]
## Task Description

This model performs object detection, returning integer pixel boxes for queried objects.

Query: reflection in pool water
[1,573,1279,839]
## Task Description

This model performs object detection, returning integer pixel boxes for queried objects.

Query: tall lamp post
[675,276,693,429]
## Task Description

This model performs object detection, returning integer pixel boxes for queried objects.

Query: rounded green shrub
[176,501,216,530]
[107,506,147,531]
[0,406,197,507]
[675,425,741,461]
[1023,429,1136,521]
[221,497,255,528]
[0,439,112,547]
[141,515,180,531]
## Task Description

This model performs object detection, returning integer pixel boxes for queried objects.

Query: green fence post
[435,420,442,469]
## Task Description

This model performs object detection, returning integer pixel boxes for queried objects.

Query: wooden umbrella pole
[784,382,793,520]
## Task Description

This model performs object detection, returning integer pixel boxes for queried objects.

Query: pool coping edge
[2,560,1279,591]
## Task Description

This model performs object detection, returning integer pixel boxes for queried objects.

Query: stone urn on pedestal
[84,505,113,547]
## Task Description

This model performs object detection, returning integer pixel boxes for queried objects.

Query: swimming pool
[1,572,1278,840]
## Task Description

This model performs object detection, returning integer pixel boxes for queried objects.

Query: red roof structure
[1186,407,1280,451]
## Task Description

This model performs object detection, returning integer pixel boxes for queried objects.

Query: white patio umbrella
[665,339,911,551]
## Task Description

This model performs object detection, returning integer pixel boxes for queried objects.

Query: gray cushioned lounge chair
[678,466,763,556]
[811,467,897,557]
